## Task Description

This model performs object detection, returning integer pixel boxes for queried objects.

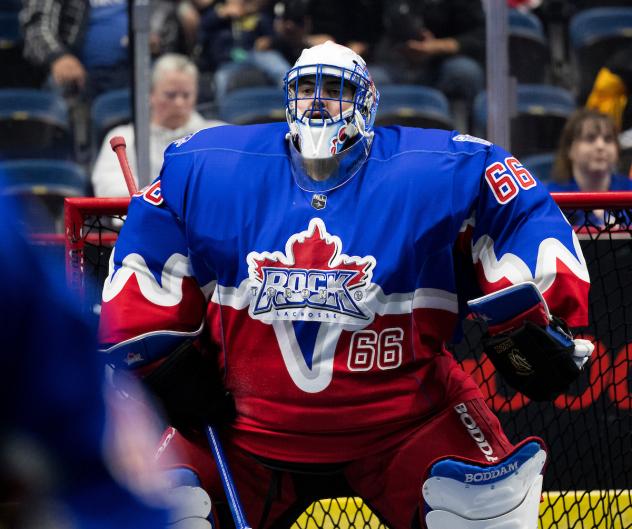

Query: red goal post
[64,191,632,529]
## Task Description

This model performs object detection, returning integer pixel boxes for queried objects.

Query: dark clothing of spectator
[196,4,290,100]
[20,0,179,99]
[20,0,90,70]
[197,6,275,72]
[374,0,486,105]
[267,0,311,65]
[377,0,486,66]
[306,0,383,60]
[547,174,632,227]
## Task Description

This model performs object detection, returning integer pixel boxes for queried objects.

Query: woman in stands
[547,108,632,225]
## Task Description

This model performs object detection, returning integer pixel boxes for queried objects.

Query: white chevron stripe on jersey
[472,232,589,292]
[411,288,459,312]
[103,250,194,306]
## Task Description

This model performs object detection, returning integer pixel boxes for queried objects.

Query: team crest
[247,218,376,323]
[311,193,327,210]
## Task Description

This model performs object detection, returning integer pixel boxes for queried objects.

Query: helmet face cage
[285,63,377,131]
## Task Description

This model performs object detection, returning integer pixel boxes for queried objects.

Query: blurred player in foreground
[98,41,594,529]
[0,191,170,528]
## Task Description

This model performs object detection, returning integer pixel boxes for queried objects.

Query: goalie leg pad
[164,468,213,529]
[422,440,545,529]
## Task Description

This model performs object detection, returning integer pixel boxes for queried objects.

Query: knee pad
[422,440,546,529]
[164,468,213,529]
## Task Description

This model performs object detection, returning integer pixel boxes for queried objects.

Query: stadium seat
[569,7,632,100]
[508,9,550,83]
[521,151,555,182]
[1,0,22,10]
[196,100,220,120]
[90,88,132,154]
[223,66,272,95]
[0,89,73,159]
[473,84,576,158]
[218,86,285,125]
[0,159,88,232]
[0,8,45,88]
[374,84,453,130]
[0,11,20,47]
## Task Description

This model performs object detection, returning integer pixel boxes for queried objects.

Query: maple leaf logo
[247,218,375,322]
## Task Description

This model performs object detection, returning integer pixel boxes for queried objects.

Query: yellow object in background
[540,490,632,529]
[289,491,632,529]
[292,497,386,529]
[586,68,628,130]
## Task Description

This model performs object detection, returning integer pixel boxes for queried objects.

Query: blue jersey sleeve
[470,144,590,327]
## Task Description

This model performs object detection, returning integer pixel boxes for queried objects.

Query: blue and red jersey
[99,123,590,462]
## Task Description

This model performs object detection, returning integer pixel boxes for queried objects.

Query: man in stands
[20,0,179,100]
[92,53,224,196]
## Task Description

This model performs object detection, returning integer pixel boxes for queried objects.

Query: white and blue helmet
[284,41,379,160]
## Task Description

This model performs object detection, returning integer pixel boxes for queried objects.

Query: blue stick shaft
[205,425,251,529]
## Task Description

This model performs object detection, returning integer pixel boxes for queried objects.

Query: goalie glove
[140,340,236,433]
[467,282,594,401]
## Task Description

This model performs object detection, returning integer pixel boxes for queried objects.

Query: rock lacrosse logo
[247,218,376,324]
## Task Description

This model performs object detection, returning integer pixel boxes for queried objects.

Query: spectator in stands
[267,0,312,65]
[547,108,632,225]
[197,0,290,100]
[20,0,180,101]
[373,0,486,110]
[265,0,387,84]
[177,0,220,54]
[92,53,224,197]
[301,0,383,61]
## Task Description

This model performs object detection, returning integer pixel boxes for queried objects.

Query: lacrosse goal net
[64,192,632,529]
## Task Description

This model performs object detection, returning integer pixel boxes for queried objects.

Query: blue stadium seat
[375,84,453,130]
[569,7,632,100]
[508,8,544,34]
[516,83,576,115]
[0,89,73,159]
[218,86,285,125]
[1,0,22,11]
[223,66,272,95]
[91,88,132,153]
[0,8,45,88]
[0,159,88,232]
[508,9,550,83]
[196,100,220,120]
[473,84,576,158]
[0,11,21,48]
[521,151,555,182]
